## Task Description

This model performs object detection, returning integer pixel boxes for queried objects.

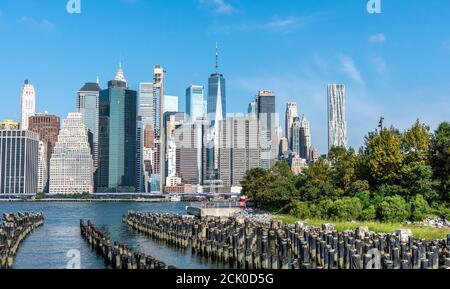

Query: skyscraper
[218,115,260,189]
[20,79,36,130]
[154,65,166,191]
[285,102,298,147]
[77,82,101,172]
[207,44,226,129]
[328,84,347,151]
[0,130,39,195]
[248,100,257,116]
[136,117,145,193]
[138,82,155,192]
[139,82,155,129]
[186,85,205,122]
[49,113,94,195]
[256,90,277,170]
[28,113,61,192]
[163,112,184,186]
[299,115,312,160]
[98,66,137,192]
[175,118,208,185]
[164,95,179,113]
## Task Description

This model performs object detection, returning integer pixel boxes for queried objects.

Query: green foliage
[328,146,357,190]
[410,194,430,221]
[402,120,430,166]
[299,158,336,202]
[377,196,410,222]
[259,177,297,212]
[402,164,439,203]
[329,197,363,221]
[241,168,271,199]
[362,127,404,187]
[430,122,450,202]
[242,119,449,223]
[315,199,334,219]
[360,205,377,221]
[289,201,311,219]
[35,192,46,200]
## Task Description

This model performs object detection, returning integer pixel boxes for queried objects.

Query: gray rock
[395,229,412,242]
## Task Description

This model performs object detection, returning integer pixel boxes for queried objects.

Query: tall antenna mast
[215,42,219,73]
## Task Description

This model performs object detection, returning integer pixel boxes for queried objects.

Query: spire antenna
[215,42,219,73]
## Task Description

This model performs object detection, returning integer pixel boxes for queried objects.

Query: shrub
[377,195,410,222]
[409,194,430,221]
[360,205,377,221]
[354,190,371,208]
[329,197,363,221]
[289,201,311,219]
[316,199,334,219]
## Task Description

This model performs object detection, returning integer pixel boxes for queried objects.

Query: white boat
[170,196,181,202]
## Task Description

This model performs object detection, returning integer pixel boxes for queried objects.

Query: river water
[0,202,224,269]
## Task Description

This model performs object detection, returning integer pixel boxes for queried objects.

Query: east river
[0,202,225,269]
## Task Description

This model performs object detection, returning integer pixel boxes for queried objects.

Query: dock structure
[80,219,174,269]
[125,212,450,269]
[0,212,44,269]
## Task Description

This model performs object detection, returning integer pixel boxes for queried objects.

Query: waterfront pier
[0,212,44,269]
[125,211,450,269]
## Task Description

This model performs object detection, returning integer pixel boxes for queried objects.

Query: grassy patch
[274,216,450,240]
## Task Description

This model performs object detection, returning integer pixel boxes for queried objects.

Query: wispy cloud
[19,16,55,31]
[265,17,299,33]
[372,56,387,74]
[199,0,235,14]
[339,55,364,84]
[368,33,386,43]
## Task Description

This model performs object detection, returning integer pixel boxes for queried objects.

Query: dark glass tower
[97,66,138,192]
[207,44,226,129]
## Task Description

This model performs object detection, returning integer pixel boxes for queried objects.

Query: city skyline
[1,0,450,154]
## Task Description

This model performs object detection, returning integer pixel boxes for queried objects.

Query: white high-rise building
[20,79,36,130]
[49,113,94,194]
[285,102,298,147]
[327,84,347,151]
[164,95,179,113]
[37,141,48,193]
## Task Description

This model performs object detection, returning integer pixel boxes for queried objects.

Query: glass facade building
[77,82,101,172]
[186,85,205,122]
[207,73,226,129]
[98,69,138,192]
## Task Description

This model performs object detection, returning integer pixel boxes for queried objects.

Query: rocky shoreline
[233,209,450,230]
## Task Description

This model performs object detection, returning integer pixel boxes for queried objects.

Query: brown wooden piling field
[0,212,45,269]
[80,219,174,269]
[125,211,450,269]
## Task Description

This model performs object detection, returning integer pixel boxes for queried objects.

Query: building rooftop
[79,82,101,92]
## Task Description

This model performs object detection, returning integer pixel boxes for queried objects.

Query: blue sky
[0,0,449,154]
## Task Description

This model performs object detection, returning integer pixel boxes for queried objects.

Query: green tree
[329,197,363,221]
[328,146,357,190]
[259,177,297,211]
[409,194,430,221]
[402,165,439,203]
[377,195,410,222]
[362,127,404,187]
[241,168,271,199]
[299,158,336,202]
[271,161,294,178]
[402,119,430,167]
[430,122,450,202]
